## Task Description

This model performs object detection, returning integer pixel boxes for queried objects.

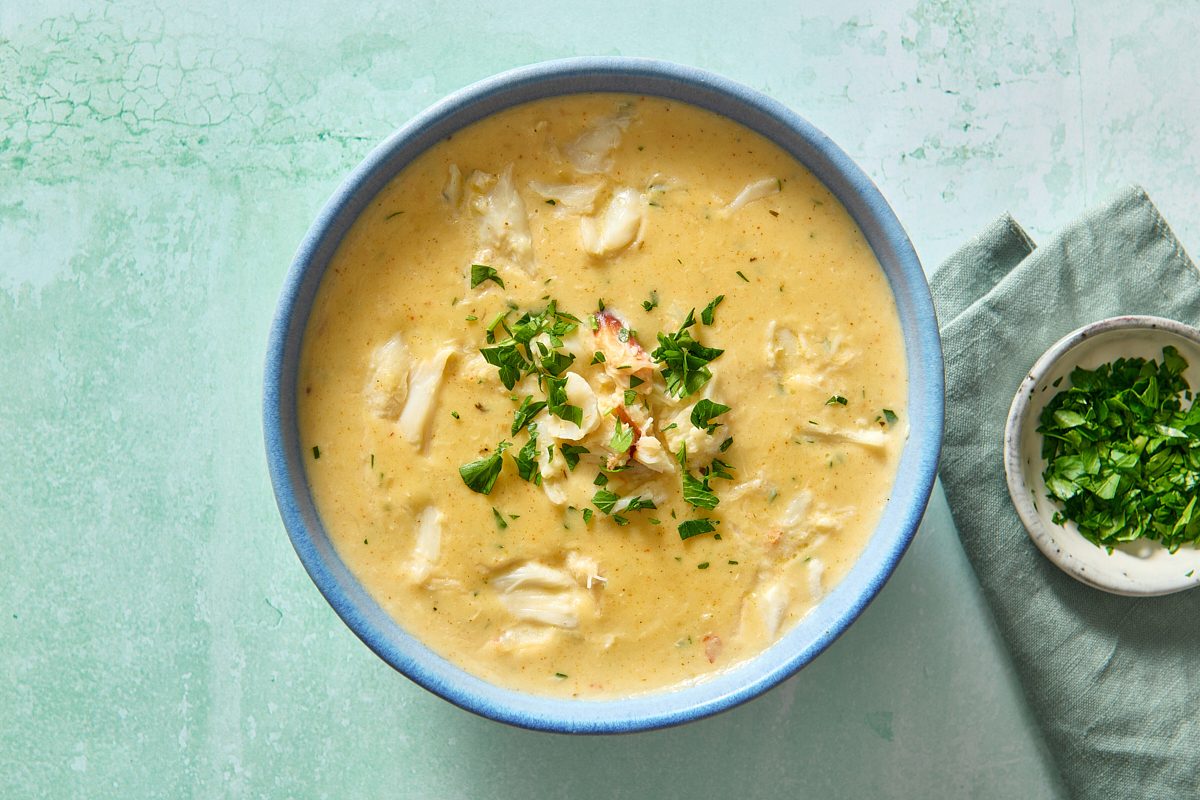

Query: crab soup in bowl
[299,92,906,697]
[267,57,941,732]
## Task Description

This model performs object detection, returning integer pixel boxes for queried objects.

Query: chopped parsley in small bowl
[1005,315,1200,595]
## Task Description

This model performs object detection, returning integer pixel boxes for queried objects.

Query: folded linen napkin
[933,186,1200,799]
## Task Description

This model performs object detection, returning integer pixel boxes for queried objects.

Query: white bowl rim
[1004,314,1200,596]
[263,56,944,733]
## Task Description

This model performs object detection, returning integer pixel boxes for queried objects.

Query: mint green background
[4,2,1196,797]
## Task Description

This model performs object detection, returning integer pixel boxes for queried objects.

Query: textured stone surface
[4,1,1196,796]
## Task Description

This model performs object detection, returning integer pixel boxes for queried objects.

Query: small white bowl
[1004,315,1200,596]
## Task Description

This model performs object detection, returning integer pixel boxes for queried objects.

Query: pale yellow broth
[298,94,907,698]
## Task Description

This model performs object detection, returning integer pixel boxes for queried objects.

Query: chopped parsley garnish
[485,310,510,344]
[697,562,709,570]
[539,349,575,376]
[707,459,735,481]
[513,426,540,482]
[491,507,509,529]
[592,489,621,514]
[826,395,848,406]
[545,374,583,428]
[678,519,719,540]
[623,389,639,406]
[719,436,734,452]
[593,471,609,487]
[1039,346,1200,552]
[642,291,659,312]
[621,496,658,512]
[470,263,504,289]
[652,310,724,397]
[690,399,731,433]
[451,411,460,419]
[480,342,527,390]
[560,444,588,470]
[628,375,644,388]
[736,270,750,282]
[610,418,635,454]
[882,408,898,426]
[582,508,594,524]
[459,442,510,495]
[682,471,720,509]
[511,396,546,435]
[311,445,320,459]
[590,350,606,365]
[700,295,725,326]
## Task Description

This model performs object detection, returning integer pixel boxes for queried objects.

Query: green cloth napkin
[933,186,1200,799]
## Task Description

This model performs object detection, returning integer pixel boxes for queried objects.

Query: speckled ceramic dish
[1005,315,1200,596]
[263,57,943,733]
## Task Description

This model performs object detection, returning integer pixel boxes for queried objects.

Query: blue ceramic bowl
[264,57,943,733]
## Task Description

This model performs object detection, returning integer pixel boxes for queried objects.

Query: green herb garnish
[700,295,725,326]
[592,489,621,514]
[1039,346,1200,552]
[511,396,546,435]
[545,374,584,428]
[470,264,505,289]
[459,442,510,495]
[610,417,635,454]
[560,444,588,470]
[492,507,509,529]
[642,291,659,312]
[678,519,719,540]
[311,445,320,459]
[513,426,540,482]
[652,310,724,398]
[690,399,731,433]
[826,395,848,406]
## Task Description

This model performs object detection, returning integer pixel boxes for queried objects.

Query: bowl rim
[263,56,944,733]
[1004,314,1200,596]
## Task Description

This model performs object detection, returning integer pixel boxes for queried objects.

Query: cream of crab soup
[298,94,907,697]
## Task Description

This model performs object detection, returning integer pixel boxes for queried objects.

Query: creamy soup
[298,94,907,698]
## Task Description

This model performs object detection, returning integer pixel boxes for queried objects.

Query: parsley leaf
[592,489,621,514]
[545,375,583,428]
[700,295,725,325]
[690,399,731,433]
[826,395,848,406]
[678,519,719,540]
[610,418,635,454]
[513,426,540,482]
[480,342,528,390]
[492,507,508,529]
[511,396,546,435]
[642,290,659,312]
[682,471,720,509]
[470,264,505,289]
[560,444,588,470]
[459,442,510,495]
[620,495,658,512]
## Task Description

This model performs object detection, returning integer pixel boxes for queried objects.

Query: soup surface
[298,94,907,697]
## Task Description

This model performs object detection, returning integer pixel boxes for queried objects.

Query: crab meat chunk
[580,187,646,256]
[592,310,656,383]
[397,347,455,449]
[467,165,534,273]
[364,333,410,420]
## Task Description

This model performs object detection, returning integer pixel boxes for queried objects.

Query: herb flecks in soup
[299,95,907,697]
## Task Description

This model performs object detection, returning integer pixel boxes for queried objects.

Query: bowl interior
[1005,316,1200,596]
[264,57,943,732]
